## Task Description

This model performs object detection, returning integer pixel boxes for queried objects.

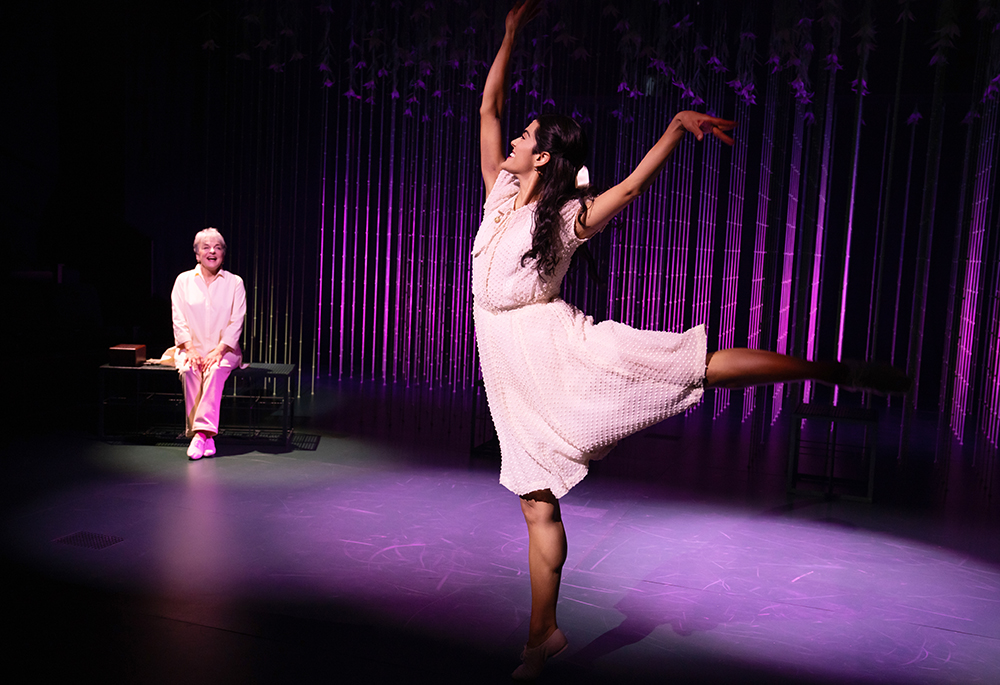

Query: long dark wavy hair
[520,114,596,279]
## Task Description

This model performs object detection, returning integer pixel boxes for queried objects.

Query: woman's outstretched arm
[480,0,540,195]
[575,111,737,240]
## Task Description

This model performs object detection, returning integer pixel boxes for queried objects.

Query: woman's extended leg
[705,349,844,389]
[520,489,566,647]
[514,489,570,680]
[705,348,910,394]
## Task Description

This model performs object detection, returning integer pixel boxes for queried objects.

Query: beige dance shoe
[512,628,568,680]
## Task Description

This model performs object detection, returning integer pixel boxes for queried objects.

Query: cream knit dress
[472,171,707,498]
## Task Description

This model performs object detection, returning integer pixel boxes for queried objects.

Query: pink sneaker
[203,437,216,457]
[512,628,568,680]
[187,434,206,460]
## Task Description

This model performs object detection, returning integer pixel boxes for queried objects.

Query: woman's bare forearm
[621,117,688,197]
[481,30,517,118]
[577,112,736,239]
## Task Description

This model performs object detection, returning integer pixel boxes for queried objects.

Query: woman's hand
[505,0,541,36]
[482,0,542,195]
[204,344,230,370]
[179,342,205,371]
[671,111,738,145]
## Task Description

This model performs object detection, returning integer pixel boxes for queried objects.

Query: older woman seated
[171,227,246,460]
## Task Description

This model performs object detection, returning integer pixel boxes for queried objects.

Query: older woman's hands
[179,341,231,371]
[179,342,205,371]
[203,344,231,370]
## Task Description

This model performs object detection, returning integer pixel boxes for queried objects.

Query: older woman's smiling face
[196,237,225,274]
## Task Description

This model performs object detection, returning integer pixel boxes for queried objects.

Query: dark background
[2,0,996,441]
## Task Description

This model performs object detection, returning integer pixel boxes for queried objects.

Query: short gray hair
[193,227,226,253]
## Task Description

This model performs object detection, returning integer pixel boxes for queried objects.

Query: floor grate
[53,531,125,550]
[291,433,320,451]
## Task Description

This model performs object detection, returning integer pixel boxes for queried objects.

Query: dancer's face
[501,120,546,175]
[195,237,225,274]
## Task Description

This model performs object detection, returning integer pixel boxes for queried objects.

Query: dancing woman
[474,2,908,679]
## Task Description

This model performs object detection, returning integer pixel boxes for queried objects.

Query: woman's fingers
[689,114,737,146]
[708,117,738,131]
[518,0,542,19]
[710,125,736,146]
[508,0,541,30]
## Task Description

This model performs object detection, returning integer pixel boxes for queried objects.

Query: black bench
[98,362,296,445]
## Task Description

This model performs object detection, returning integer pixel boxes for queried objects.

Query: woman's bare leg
[520,489,566,648]
[705,349,846,389]
[706,349,911,394]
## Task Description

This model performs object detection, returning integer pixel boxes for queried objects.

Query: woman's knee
[520,490,561,525]
[704,349,731,388]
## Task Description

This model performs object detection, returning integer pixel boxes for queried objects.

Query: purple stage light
[691,108,720,388]
[717,101,749,418]
[315,91,331,396]
[774,106,805,425]
[744,74,779,421]
[668,133,696,335]
[952,107,996,442]
[959,89,999,447]
[804,92,836,405]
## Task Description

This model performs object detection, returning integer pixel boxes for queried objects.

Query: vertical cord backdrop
[944,6,1000,490]
[199,1,325,396]
[194,0,997,466]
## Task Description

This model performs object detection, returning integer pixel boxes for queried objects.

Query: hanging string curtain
[197,0,997,454]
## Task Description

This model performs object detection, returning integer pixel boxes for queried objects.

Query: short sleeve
[484,170,519,216]
[559,197,587,251]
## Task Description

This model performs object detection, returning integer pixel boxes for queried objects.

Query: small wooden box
[109,344,146,367]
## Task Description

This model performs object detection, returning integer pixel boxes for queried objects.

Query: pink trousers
[179,351,240,437]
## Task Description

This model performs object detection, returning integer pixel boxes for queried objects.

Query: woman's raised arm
[480,0,540,195]
[575,111,737,240]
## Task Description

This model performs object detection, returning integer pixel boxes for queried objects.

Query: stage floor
[3,382,999,683]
